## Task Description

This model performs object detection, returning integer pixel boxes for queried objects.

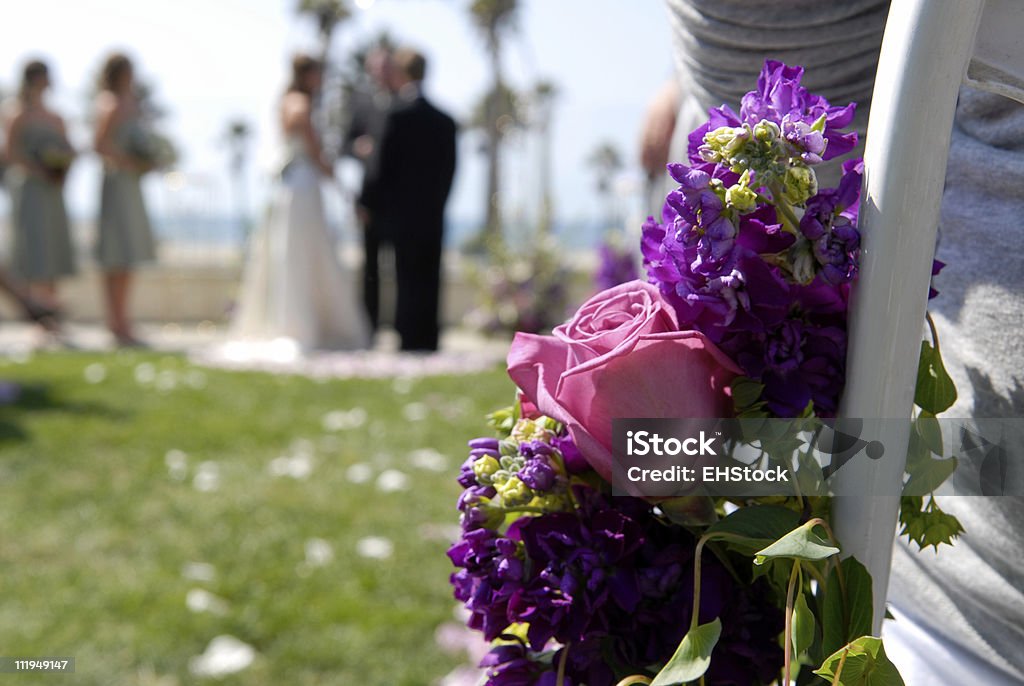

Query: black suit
[361,90,457,351]
[344,87,392,332]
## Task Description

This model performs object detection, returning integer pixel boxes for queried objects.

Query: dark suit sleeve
[359,108,398,211]
[439,117,457,206]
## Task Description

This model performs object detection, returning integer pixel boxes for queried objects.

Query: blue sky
[1,0,674,231]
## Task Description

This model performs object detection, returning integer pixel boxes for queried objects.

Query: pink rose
[507,280,741,482]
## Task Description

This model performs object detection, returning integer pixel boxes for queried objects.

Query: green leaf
[814,636,905,685]
[650,618,722,686]
[915,413,944,456]
[822,557,874,657]
[704,504,801,554]
[914,340,957,415]
[903,455,958,496]
[792,590,815,656]
[731,376,765,411]
[754,520,840,565]
[898,496,964,551]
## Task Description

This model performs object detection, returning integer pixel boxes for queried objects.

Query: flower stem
[783,560,801,684]
[691,534,712,631]
[556,642,569,686]
[832,645,850,685]
[614,677,652,686]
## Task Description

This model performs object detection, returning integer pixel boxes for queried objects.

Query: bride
[230,54,370,355]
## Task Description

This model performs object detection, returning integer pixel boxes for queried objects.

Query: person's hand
[353,134,374,160]
[640,79,681,179]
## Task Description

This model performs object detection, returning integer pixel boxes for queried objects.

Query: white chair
[834,0,1024,632]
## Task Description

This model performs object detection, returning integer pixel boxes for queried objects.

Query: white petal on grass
[193,462,220,492]
[186,588,229,615]
[165,449,188,481]
[155,370,178,392]
[345,463,373,484]
[267,454,314,480]
[321,407,368,431]
[356,536,393,560]
[184,370,208,389]
[83,363,107,384]
[188,635,256,678]
[376,469,410,493]
[304,538,334,567]
[402,402,429,422]
[409,448,448,472]
[392,376,415,394]
[181,561,217,582]
[134,363,156,385]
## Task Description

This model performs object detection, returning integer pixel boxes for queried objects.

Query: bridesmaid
[93,53,156,346]
[3,59,76,320]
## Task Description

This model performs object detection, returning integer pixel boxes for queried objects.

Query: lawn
[0,351,511,685]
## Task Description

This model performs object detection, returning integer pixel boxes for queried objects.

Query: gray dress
[7,124,76,280]
[96,118,156,269]
[664,1,1024,682]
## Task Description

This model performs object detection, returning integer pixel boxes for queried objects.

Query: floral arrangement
[594,235,638,292]
[465,233,571,336]
[126,125,178,172]
[448,61,961,685]
[35,137,75,184]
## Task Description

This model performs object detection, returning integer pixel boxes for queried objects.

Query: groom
[359,48,457,352]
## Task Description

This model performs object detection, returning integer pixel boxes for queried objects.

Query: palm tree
[296,0,351,65]
[587,142,624,227]
[224,119,252,241]
[468,0,519,239]
[528,79,558,234]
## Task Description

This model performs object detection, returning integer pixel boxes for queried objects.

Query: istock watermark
[610,418,1024,498]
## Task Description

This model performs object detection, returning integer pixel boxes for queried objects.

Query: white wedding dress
[228,135,370,359]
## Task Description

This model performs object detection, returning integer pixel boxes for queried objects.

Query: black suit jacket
[360,93,457,243]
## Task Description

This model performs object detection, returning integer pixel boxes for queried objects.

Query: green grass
[0,351,511,685]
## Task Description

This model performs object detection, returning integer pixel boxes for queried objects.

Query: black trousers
[394,234,443,352]
[362,221,383,333]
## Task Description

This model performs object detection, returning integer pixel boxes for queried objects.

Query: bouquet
[32,131,75,184]
[448,61,963,685]
[126,125,177,172]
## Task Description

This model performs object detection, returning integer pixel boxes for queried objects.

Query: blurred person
[229,54,369,353]
[652,1,1024,683]
[344,44,394,337]
[3,59,76,326]
[93,52,156,347]
[359,48,456,352]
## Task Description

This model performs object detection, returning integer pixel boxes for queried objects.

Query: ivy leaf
[822,557,874,657]
[731,376,765,410]
[915,413,944,456]
[792,590,815,656]
[903,455,958,496]
[754,520,840,565]
[650,618,722,686]
[704,504,800,554]
[898,496,964,551]
[814,636,905,685]
[914,340,957,415]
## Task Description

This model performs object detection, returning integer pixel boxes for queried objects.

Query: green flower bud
[810,113,827,133]
[472,455,501,485]
[753,120,781,143]
[725,170,758,212]
[496,476,533,507]
[782,164,818,204]
[510,418,556,445]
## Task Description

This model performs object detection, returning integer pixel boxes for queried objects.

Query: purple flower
[479,642,569,686]
[596,241,638,291]
[740,60,858,161]
[930,259,946,299]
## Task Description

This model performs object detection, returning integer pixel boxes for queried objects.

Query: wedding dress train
[228,138,370,358]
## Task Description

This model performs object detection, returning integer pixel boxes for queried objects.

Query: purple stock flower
[930,259,946,299]
[456,486,784,686]
[740,60,858,161]
[595,241,639,291]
